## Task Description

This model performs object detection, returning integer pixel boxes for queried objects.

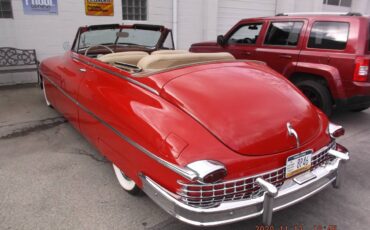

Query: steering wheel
[84,44,114,56]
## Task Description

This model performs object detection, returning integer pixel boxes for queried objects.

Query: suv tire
[295,80,332,116]
[351,107,369,112]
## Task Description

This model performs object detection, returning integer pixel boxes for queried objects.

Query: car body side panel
[68,54,240,191]
[40,53,83,130]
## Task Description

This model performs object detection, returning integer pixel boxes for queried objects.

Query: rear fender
[287,62,346,99]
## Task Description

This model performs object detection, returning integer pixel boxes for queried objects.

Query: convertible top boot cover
[160,65,322,156]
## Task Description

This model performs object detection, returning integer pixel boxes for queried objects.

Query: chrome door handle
[79,68,87,72]
[279,54,292,59]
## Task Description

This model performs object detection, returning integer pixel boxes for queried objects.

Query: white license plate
[286,150,313,178]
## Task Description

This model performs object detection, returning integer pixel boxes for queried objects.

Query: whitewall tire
[112,163,141,195]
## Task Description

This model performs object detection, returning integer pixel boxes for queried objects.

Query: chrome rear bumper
[140,153,348,227]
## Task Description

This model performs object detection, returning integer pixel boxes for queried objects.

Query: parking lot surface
[0,84,369,230]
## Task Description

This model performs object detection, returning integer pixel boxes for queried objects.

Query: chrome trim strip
[41,74,197,181]
[71,53,159,95]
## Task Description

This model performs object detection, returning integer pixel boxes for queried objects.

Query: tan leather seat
[151,50,189,55]
[137,52,235,70]
[98,51,148,65]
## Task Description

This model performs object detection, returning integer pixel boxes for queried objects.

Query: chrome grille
[311,143,336,169]
[178,167,285,208]
[177,142,336,208]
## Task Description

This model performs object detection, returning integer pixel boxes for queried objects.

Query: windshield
[78,28,162,49]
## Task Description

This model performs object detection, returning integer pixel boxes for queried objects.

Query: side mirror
[217,35,226,46]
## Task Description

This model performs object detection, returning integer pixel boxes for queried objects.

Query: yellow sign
[85,0,114,16]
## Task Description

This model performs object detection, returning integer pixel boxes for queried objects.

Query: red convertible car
[39,24,349,226]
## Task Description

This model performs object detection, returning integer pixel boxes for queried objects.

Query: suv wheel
[295,80,332,116]
[351,107,369,112]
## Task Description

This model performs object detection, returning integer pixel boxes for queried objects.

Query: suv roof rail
[276,12,362,16]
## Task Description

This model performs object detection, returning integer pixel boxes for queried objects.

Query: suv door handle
[279,54,292,59]
[79,68,87,72]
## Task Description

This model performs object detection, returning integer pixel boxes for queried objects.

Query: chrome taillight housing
[186,160,227,184]
[328,122,345,138]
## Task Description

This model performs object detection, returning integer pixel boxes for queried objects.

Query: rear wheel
[295,80,332,116]
[112,164,141,195]
[351,107,369,112]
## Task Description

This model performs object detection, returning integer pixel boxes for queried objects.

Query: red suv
[190,12,370,116]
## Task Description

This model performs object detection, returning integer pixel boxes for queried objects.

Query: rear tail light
[186,160,227,183]
[335,143,348,153]
[328,122,345,138]
[202,169,227,184]
[353,57,369,82]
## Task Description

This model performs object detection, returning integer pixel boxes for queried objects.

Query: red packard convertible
[39,24,349,226]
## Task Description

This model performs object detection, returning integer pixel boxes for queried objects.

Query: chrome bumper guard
[140,151,349,227]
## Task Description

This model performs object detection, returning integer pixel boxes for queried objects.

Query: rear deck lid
[160,65,322,156]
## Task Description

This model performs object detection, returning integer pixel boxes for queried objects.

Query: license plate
[286,150,313,178]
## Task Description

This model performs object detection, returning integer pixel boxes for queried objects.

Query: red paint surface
[40,50,332,193]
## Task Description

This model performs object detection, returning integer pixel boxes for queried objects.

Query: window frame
[0,0,14,19]
[225,23,264,46]
[122,0,147,21]
[262,20,305,48]
[323,0,352,7]
[305,21,350,51]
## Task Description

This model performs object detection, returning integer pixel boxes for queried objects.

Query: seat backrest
[98,51,148,65]
[137,52,235,70]
[151,50,189,55]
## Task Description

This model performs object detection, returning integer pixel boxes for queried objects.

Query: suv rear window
[308,22,349,50]
[264,21,303,46]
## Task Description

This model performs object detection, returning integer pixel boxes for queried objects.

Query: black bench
[0,47,40,84]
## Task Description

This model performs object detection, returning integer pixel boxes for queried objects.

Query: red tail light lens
[203,169,227,184]
[335,143,348,153]
[186,160,227,183]
[353,57,369,82]
[328,122,345,138]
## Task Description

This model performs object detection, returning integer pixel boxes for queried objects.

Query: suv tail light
[353,57,369,82]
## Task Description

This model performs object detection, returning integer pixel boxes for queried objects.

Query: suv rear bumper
[335,95,370,110]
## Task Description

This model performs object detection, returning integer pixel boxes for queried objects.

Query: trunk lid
[160,65,322,156]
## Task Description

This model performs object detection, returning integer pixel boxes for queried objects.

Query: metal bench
[0,47,39,85]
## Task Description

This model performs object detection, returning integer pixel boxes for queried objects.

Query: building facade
[0,0,370,85]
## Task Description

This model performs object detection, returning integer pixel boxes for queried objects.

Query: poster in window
[85,0,114,16]
[22,0,58,15]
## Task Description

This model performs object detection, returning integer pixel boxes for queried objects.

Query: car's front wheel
[295,80,332,116]
[112,164,141,195]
